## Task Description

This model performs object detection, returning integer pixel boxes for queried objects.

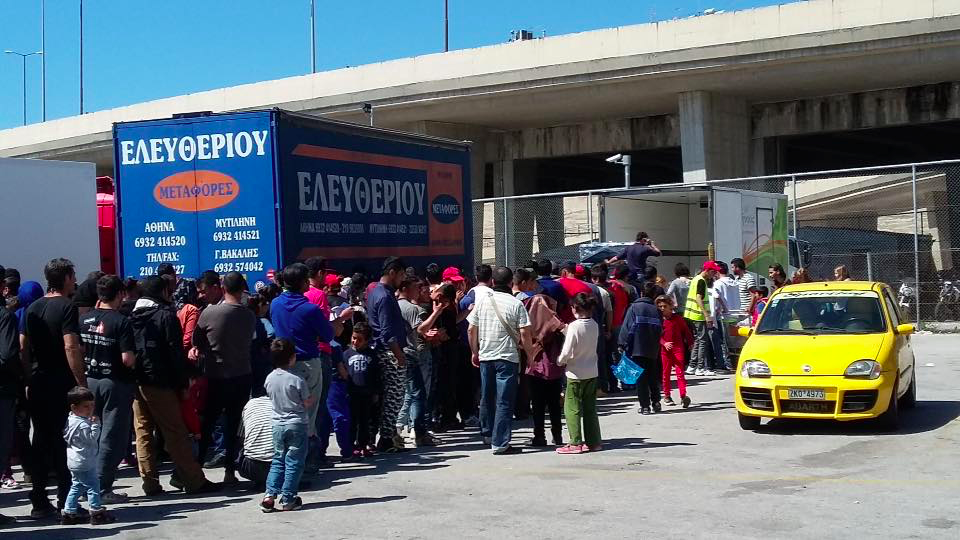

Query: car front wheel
[877,379,900,432]
[738,413,761,431]
[899,369,917,409]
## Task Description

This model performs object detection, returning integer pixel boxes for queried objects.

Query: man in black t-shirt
[81,275,136,503]
[21,258,82,518]
[606,231,662,284]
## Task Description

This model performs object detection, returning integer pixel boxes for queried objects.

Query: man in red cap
[684,261,721,376]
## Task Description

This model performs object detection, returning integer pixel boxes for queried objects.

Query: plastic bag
[613,352,644,385]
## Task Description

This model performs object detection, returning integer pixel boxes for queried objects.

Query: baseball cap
[702,261,723,273]
[324,273,341,288]
[574,264,587,279]
[442,266,465,282]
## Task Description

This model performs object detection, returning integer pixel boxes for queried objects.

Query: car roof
[776,281,884,293]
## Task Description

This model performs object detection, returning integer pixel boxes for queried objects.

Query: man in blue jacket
[270,263,333,452]
[618,282,664,415]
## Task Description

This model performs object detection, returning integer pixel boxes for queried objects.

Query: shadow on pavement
[0,522,155,539]
[300,494,406,511]
[759,400,960,436]
[602,437,697,450]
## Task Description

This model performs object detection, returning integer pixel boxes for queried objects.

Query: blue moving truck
[113,110,472,288]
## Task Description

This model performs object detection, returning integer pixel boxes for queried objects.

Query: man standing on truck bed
[606,232,662,286]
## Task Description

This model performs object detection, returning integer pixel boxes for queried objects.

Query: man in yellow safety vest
[684,261,722,376]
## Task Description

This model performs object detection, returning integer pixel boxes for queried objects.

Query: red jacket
[661,314,693,351]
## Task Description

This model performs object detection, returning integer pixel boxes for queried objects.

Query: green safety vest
[684,274,707,322]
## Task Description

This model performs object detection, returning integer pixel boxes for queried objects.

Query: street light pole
[310,0,316,73]
[4,50,43,126]
[41,0,46,121]
[444,0,449,52]
[80,0,84,114]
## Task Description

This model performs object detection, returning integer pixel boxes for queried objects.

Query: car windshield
[756,291,887,335]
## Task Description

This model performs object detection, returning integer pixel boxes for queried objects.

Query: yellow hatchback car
[735,281,917,431]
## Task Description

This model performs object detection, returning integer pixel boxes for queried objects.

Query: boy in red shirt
[656,295,692,408]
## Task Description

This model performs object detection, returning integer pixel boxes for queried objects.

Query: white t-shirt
[712,275,741,316]
[558,318,600,380]
[467,289,531,363]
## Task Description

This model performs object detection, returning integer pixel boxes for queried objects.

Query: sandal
[555,444,585,455]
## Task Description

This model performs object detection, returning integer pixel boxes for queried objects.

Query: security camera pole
[606,153,632,188]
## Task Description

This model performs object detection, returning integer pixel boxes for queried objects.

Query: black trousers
[529,377,563,443]
[236,456,270,489]
[435,341,462,425]
[27,381,71,509]
[198,375,251,474]
[349,389,374,449]
[634,356,662,408]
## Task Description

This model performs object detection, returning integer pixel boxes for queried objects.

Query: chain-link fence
[474,159,960,330]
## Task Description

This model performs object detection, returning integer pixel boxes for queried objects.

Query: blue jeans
[65,468,102,513]
[397,352,427,434]
[318,379,352,458]
[479,360,519,451]
[265,423,308,501]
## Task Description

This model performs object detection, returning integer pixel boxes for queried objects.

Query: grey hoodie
[64,412,101,471]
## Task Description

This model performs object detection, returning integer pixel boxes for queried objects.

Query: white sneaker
[702,370,717,376]
[694,369,704,376]
[685,367,696,375]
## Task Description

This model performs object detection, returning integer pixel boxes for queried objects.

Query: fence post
[587,192,594,241]
[791,175,798,238]
[502,198,510,267]
[912,164,921,327]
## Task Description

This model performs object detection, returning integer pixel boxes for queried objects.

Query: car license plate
[788,388,825,400]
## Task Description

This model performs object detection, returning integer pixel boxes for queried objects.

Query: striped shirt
[733,273,757,314]
[241,396,275,462]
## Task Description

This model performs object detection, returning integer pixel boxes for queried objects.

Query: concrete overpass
[3,0,960,196]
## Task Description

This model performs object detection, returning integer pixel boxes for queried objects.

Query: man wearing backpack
[131,276,218,496]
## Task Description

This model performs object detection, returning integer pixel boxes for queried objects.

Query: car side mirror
[896,323,915,335]
[737,326,753,338]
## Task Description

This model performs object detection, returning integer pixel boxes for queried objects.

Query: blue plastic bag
[613,352,644,385]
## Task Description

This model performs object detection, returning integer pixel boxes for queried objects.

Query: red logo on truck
[154,170,239,212]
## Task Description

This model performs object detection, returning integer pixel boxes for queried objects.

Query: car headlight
[740,360,771,378]
[844,360,882,379]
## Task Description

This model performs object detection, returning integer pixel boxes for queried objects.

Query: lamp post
[80,0,84,114]
[444,0,449,52]
[310,0,316,73]
[4,50,43,126]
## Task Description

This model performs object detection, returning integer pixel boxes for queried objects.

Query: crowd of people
[0,231,843,525]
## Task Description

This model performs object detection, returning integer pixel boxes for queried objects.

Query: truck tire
[738,413,761,431]
[876,379,900,432]
[899,370,917,409]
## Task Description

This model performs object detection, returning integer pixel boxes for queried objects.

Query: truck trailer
[0,157,102,284]
[114,110,473,289]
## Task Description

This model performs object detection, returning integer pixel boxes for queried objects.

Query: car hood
[742,333,887,376]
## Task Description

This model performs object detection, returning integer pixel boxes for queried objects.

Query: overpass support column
[679,91,750,183]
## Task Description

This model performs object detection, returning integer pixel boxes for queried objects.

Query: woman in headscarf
[15,281,44,332]
[173,279,200,355]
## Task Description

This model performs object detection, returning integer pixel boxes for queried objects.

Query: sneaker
[482,436,492,446]
[280,496,303,511]
[29,502,58,520]
[639,407,651,415]
[60,511,86,525]
[185,480,222,495]
[587,444,603,452]
[222,472,239,485]
[89,509,116,526]
[596,388,608,398]
[681,395,692,408]
[414,434,439,447]
[391,433,407,449]
[361,448,374,458]
[685,367,696,375]
[556,444,585,455]
[260,496,276,513]
[464,416,480,428]
[663,396,676,406]
[492,445,522,455]
[652,401,662,413]
[203,453,226,469]
[702,370,717,376]
[142,483,164,497]
[530,437,548,447]
[99,491,129,504]
[1,476,19,489]
[119,455,136,468]
[694,369,704,376]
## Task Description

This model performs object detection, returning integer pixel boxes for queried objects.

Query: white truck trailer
[0,157,100,284]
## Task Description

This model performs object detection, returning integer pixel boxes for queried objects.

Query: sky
[0,0,785,130]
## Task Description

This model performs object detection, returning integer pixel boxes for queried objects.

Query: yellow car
[735,281,917,431]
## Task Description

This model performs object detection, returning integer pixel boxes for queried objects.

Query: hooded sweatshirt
[270,291,333,360]
[131,297,189,389]
[618,297,663,360]
[64,412,101,471]
[15,281,44,331]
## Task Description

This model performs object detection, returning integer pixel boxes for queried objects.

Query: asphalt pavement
[3,335,958,539]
